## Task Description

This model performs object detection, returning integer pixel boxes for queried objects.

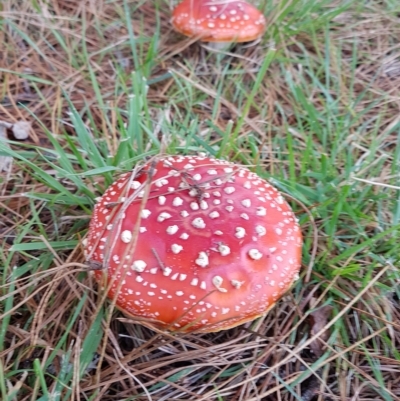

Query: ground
[0,0,399,400]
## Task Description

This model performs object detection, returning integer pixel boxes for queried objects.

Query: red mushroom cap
[85,155,302,333]
[171,0,266,43]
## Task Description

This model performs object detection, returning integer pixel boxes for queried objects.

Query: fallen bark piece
[0,120,31,172]
[12,121,31,140]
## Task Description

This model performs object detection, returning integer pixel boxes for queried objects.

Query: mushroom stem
[201,42,233,52]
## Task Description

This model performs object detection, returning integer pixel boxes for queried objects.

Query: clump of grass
[0,0,399,400]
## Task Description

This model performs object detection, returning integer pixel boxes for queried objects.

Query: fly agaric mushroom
[84,155,302,333]
[171,0,266,49]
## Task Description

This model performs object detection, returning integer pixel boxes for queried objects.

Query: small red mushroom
[84,155,302,333]
[171,0,266,49]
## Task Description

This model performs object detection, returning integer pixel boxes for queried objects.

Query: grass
[0,0,399,399]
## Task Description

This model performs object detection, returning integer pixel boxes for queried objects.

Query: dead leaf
[0,123,13,173]
[12,121,31,140]
[0,120,31,173]
[309,303,333,356]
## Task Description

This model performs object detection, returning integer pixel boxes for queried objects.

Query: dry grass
[1,0,400,400]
